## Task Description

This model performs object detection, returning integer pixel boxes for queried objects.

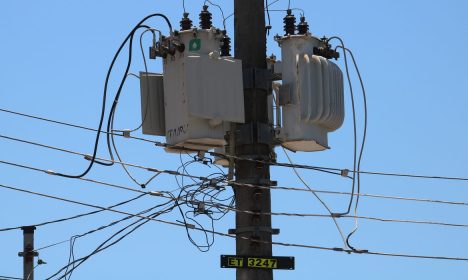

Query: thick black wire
[53,13,171,179]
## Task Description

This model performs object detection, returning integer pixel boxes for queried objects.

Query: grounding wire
[282,148,348,249]
[328,36,367,250]
[334,43,368,250]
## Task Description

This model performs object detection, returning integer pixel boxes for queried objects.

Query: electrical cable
[48,203,178,280]
[0,193,147,232]
[282,148,348,249]
[2,158,468,210]
[5,108,468,182]
[46,13,171,179]
[0,134,211,182]
[2,182,468,262]
[204,0,226,30]
[0,276,22,280]
[102,24,151,168]
[328,36,367,250]
[266,0,271,35]
[35,199,175,253]
[336,44,368,250]
[322,36,359,218]
[223,0,282,27]
[108,28,157,188]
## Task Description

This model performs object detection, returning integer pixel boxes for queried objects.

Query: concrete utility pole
[233,1,275,280]
[18,226,38,280]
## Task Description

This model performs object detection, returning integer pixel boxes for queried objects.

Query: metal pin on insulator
[283,9,296,35]
[297,16,309,35]
[199,5,212,29]
[180,12,193,31]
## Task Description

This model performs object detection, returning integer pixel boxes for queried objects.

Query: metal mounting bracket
[235,122,275,146]
[243,67,272,92]
[228,226,280,236]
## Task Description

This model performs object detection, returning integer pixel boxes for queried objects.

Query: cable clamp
[340,169,350,177]
[122,130,131,138]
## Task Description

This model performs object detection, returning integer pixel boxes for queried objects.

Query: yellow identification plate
[247,258,278,269]
[221,255,294,270]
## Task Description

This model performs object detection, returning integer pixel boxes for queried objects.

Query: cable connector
[149,191,163,197]
[122,130,131,138]
[351,249,369,254]
[340,169,349,177]
[45,169,56,175]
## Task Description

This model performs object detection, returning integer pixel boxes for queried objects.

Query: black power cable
[53,14,171,179]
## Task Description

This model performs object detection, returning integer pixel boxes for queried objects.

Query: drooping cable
[325,36,359,218]
[282,148,349,249]
[49,14,171,179]
[334,45,368,250]
[204,0,226,30]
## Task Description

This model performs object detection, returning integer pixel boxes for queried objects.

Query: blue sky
[1,0,468,279]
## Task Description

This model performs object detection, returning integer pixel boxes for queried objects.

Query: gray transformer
[139,27,244,152]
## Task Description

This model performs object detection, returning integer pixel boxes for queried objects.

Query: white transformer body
[161,28,244,152]
[277,35,344,152]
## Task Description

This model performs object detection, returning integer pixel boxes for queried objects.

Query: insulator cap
[220,30,231,57]
[283,9,296,36]
[180,12,192,31]
[297,16,309,35]
[199,5,213,29]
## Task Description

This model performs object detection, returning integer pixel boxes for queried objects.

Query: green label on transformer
[189,38,201,51]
